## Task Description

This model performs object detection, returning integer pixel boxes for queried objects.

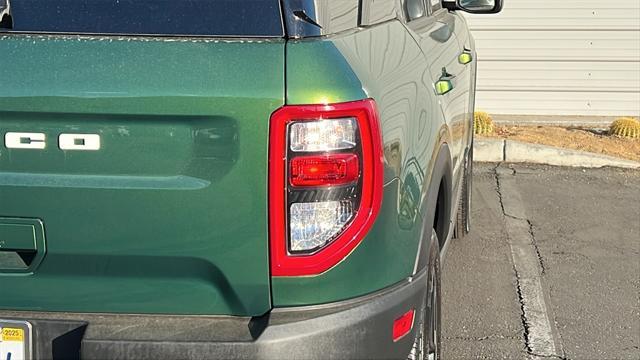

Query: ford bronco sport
[0,0,502,359]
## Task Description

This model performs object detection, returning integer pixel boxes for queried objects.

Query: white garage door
[465,0,640,124]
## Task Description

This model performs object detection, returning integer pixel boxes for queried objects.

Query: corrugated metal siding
[465,0,640,119]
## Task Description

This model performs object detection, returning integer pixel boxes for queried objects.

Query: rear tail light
[269,99,384,276]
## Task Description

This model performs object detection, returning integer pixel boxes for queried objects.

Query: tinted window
[1,0,283,37]
[405,0,426,21]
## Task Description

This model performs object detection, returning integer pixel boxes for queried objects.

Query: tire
[454,145,472,239]
[408,229,441,360]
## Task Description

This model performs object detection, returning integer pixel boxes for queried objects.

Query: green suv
[0,0,502,359]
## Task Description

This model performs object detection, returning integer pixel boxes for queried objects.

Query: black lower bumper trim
[0,271,427,360]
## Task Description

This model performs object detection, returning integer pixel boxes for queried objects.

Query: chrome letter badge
[5,132,46,149]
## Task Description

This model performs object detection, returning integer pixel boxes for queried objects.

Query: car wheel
[454,146,472,239]
[408,229,441,360]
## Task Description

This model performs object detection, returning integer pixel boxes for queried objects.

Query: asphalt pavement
[442,163,640,359]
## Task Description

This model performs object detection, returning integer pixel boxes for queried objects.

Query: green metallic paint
[273,21,444,306]
[0,34,285,315]
[1,16,468,313]
[285,40,367,105]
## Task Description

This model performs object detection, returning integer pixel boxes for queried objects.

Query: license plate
[0,320,32,360]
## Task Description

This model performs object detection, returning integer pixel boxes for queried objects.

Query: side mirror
[445,0,504,14]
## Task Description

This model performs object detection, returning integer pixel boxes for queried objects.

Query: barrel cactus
[609,117,640,139]
[474,111,495,135]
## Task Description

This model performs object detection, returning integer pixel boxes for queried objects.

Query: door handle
[435,79,453,95]
[0,219,45,273]
[0,224,37,252]
[459,48,473,65]
[435,68,455,95]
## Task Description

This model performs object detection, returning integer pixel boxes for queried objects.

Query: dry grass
[481,126,640,162]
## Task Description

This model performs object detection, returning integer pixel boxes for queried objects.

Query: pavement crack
[493,164,507,216]
[494,166,532,353]
[494,164,547,275]
[494,163,559,358]
[443,334,520,342]
[493,163,528,221]
[527,220,546,275]
[513,265,534,355]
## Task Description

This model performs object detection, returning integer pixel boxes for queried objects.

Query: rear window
[0,0,283,37]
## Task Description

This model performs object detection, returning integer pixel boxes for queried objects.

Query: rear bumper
[0,270,427,360]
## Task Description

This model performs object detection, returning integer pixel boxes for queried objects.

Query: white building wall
[465,0,640,123]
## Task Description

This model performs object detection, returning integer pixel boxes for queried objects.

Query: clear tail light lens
[289,118,357,152]
[269,99,384,276]
[290,201,354,252]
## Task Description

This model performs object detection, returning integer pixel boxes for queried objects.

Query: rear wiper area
[0,0,12,29]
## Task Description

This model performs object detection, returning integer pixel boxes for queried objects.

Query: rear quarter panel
[273,20,449,306]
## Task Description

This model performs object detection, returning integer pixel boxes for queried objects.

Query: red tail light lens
[269,99,384,276]
[392,309,415,342]
[290,154,360,187]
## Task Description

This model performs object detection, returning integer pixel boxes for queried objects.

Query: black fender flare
[414,143,453,273]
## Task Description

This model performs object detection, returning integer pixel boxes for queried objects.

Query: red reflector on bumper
[290,154,359,187]
[392,309,415,342]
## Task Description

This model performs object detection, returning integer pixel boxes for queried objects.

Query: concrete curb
[474,139,640,169]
